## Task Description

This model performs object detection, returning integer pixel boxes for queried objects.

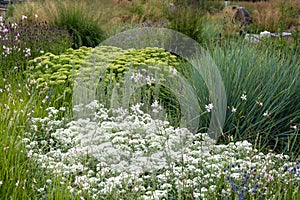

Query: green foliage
[104,47,179,82]
[25,46,180,112]
[279,2,300,20]
[25,46,92,108]
[164,4,205,43]
[50,1,107,49]
[184,39,300,157]
[173,0,224,12]
[0,76,42,199]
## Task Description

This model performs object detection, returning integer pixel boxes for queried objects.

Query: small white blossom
[231,106,237,113]
[130,103,144,115]
[130,72,143,83]
[241,94,247,101]
[170,67,177,75]
[21,15,28,20]
[290,125,297,130]
[37,187,45,192]
[151,100,162,113]
[146,76,155,86]
[256,101,263,107]
[205,103,213,112]
[263,111,270,117]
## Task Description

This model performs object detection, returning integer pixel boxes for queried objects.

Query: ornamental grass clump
[23,101,300,199]
[0,75,47,199]
[0,15,72,78]
[185,39,300,157]
[48,0,107,49]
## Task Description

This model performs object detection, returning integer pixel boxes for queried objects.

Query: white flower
[11,23,17,29]
[24,48,31,57]
[146,75,155,86]
[200,187,208,194]
[170,67,177,76]
[256,101,263,107]
[34,14,38,18]
[0,181,2,186]
[209,185,216,192]
[231,106,237,113]
[266,174,274,182]
[290,125,297,130]
[241,94,247,101]
[205,103,213,112]
[151,100,162,113]
[263,111,269,117]
[130,72,143,83]
[21,15,28,20]
[130,103,144,115]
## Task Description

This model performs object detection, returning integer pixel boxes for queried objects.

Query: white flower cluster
[23,101,300,199]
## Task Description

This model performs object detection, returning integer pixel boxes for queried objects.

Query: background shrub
[232,0,300,33]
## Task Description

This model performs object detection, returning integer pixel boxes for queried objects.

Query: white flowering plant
[21,101,300,200]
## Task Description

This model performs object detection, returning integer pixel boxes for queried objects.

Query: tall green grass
[0,74,38,199]
[181,38,300,157]
[44,0,107,49]
[163,2,205,44]
[0,72,78,199]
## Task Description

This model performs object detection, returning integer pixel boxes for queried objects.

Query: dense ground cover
[0,0,299,199]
